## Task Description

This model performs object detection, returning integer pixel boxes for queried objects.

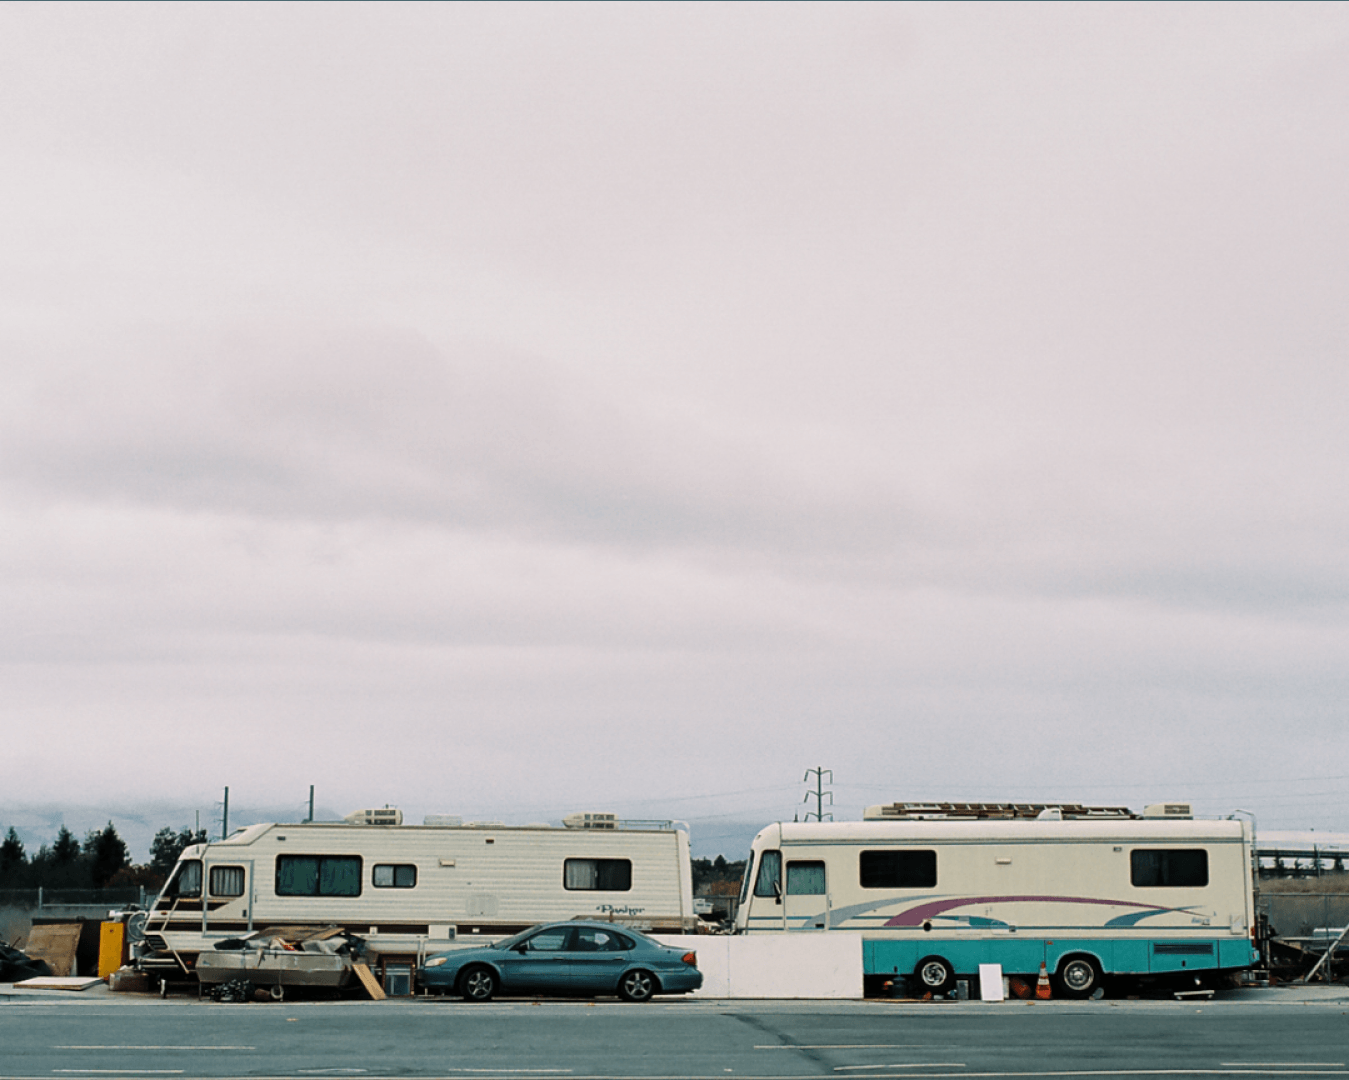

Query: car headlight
[425,956,449,968]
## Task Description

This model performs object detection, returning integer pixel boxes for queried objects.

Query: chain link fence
[1261,891,1349,943]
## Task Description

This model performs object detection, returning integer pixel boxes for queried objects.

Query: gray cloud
[2,3,1347,842]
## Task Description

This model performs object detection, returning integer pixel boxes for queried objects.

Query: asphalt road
[3,986,1348,1079]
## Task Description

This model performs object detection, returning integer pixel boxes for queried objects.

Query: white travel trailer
[140,812,696,981]
[733,802,1259,997]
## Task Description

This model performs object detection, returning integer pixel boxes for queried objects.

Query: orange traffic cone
[1035,962,1052,1000]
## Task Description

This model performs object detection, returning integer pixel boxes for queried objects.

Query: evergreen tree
[0,826,26,886]
[31,825,92,890]
[150,826,208,873]
[85,822,130,888]
[51,825,80,863]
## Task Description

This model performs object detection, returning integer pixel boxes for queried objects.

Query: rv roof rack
[863,801,1139,821]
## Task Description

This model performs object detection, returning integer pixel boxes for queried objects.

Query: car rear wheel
[617,969,657,1002]
[460,965,496,1002]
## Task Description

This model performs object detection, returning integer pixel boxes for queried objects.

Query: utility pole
[803,767,833,822]
[221,786,229,840]
[307,785,314,823]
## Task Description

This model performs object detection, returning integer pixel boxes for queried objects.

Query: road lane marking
[52,1071,185,1075]
[1222,1067,1345,1070]
[834,1067,965,1072]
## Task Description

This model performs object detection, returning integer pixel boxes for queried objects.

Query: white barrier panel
[654,933,862,999]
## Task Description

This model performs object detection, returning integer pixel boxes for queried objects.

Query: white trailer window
[209,865,245,897]
[563,858,632,891]
[373,864,417,888]
[1131,849,1208,887]
[859,849,937,889]
[786,861,826,895]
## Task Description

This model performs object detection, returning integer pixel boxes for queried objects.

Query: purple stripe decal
[883,895,1169,927]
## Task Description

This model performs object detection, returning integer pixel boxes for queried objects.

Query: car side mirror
[773,881,782,905]
[513,943,529,954]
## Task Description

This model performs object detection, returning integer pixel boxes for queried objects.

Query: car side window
[523,927,573,952]
[575,928,625,952]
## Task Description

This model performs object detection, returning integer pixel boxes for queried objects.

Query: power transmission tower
[803,767,833,822]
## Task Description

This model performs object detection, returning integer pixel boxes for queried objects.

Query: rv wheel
[460,965,496,1002]
[915,956,956,995]
[1056,956,1101,999]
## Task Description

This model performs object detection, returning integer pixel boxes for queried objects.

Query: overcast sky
[3,2,1347,859]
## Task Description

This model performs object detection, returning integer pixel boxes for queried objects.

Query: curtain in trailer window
[565,859,597,890]
[754,850,782,897]
[786,861,826,895]
[170,860,202,897]
[563,858,631,891]
[210,865,245,897]
[319,856,362,896]
[276,856,320,896]
[276,855,362,896]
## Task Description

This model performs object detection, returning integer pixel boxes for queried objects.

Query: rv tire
[915,956,956,995]
[1056,956,1101,999]
[460,965,496,1002]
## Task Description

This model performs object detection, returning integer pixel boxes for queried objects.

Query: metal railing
[0,887,147,911]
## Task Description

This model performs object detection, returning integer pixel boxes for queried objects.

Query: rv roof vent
[424,815,463,827]
[563,812,618,830]
[344,807,403,826]
[1143,802,1193,819]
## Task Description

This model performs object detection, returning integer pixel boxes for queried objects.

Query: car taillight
[682,951,697,967]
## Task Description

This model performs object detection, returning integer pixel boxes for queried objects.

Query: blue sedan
[417,921,703,1002]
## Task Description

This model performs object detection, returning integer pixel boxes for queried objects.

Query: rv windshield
[163,859,202,898]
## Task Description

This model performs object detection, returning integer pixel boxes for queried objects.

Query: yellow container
[98,922,126,980]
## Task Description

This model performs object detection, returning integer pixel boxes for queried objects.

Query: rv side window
[753,850,782,897]
[563,858,632,891]
[166,859,202,898]
[859,849,937,889]
[373,864,417,888]
[786,860,826,895]
[1131,849,1208,887]
[209,865,245,897]
[275,855,363,897]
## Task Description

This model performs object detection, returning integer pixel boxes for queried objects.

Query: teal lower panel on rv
[1149,941,1218,973]
[865,936,1253,979]
[866,939,1046,978]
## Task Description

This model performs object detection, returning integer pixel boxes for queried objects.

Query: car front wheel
[460,965,496,1002]
[617,969,657,1002]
